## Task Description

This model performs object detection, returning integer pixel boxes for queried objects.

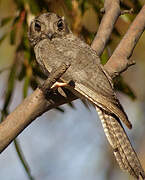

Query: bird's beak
[47,32,53,40]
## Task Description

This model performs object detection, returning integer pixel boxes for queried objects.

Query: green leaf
[1,109,8,122]
[120,14,132,23]
[12,15,20,26]
[10,27,16,45]
[0,34,7,45]
[23,75,30,98]
[2,63,17,117]
[64,0,72,10]
[26,0,40,14]
[18,64,26,81]
[24,50,31,62]
[14,0,25,10]
[14,139,34,180]
[101,48,109,65]
[23,34,30,50]
[0,17,11,27]
[55,107,65,113]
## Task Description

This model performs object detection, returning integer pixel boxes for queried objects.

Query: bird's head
[28,12,70,47]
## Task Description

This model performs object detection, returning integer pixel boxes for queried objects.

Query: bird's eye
[34,21,41,32]
[57,20,64,31]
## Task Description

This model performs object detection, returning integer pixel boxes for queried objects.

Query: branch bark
[104,5,145,78]
[0,3,145,153]
[0,88,77,152]
[91,0,121,57]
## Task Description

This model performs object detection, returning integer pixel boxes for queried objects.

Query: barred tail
[96,106,145,179]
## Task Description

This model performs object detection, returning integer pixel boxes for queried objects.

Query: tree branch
[0,88,77,152]
[104,5,145,78]
[0,62,74,152]
[91,0,121,57]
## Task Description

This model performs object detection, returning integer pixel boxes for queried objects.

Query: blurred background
[0,0,145,179]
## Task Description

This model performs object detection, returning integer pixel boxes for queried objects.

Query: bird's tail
[96,106,145,179]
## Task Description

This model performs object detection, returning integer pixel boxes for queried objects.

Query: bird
[28,12,145,179]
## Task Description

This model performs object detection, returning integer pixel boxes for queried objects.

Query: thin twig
[14,139,34,180]
[121,8,134,15]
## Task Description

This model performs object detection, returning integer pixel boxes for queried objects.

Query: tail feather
[96,106,145,179]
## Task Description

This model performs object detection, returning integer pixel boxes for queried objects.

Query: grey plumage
[96,106,144,178]
[28,12,145,179]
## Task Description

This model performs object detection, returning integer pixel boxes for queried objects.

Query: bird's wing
[70,80,132,129]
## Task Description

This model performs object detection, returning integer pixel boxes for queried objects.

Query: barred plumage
[96,106,145,179]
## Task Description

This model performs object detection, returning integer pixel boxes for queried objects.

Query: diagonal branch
[0,88,77,153]
[104,5,145,78]
[91,0,121,57]
[0,62,74,153]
